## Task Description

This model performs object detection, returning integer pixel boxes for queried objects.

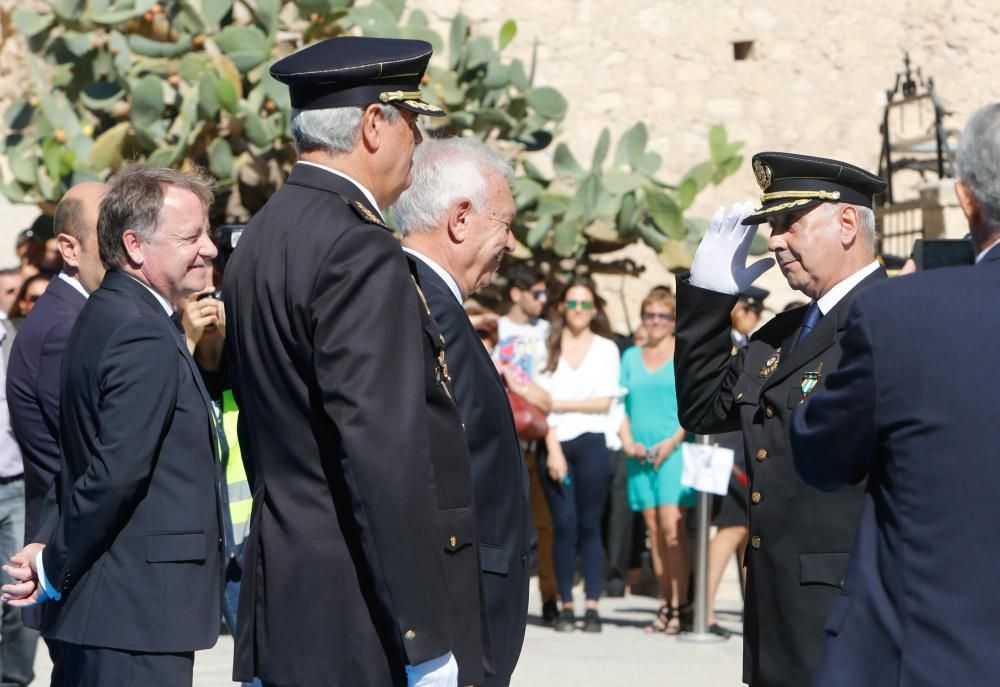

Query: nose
[504,226,515,253]
[767,226,786,254]
[201,232,219,259]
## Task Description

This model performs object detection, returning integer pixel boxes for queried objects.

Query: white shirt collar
[296,161,384,220]
[815,260,881,316]
[402,248,463,304]
[975,236,1000,264]
[58,272,89,299]
[124,274,173,315]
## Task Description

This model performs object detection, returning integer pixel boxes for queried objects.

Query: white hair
[290,104,400,155]
[392,137,514,236]
[957,103,1000,231]
[825,202,877,255]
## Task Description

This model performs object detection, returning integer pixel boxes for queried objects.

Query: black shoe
[554,608,576,632]
[677,603,693,632]
[708,622,732,639]
[582,608,602,633]
[542,599,559,625]
[605,579,626,598]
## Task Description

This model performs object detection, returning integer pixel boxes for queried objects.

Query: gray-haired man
[394,138,528,687]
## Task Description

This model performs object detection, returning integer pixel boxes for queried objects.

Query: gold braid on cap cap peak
[759,190,842,202]
[379,90,423,103]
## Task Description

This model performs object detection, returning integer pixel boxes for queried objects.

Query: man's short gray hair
[290,104,401,155]
[957,103,1000,231]
[392,137,514,236]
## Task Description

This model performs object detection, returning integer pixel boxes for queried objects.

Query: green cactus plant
[1,0,750,275]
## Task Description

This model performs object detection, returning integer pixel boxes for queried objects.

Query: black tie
[797,301,822,343]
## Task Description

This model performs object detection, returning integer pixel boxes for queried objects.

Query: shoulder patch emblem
[350,200,389,229]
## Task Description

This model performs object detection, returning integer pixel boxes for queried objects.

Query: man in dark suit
[674,153,887,687]
[395,137,529,686]
[790,103,1000,687]
[224,37,484,687]
[6,181,107,684]
[2,165,224,687]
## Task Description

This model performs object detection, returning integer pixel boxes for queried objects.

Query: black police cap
[742,152,887,225]
[738,286,769,311]
[270,36,445,117]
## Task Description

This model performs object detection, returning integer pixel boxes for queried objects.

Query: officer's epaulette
[343,197,389,230]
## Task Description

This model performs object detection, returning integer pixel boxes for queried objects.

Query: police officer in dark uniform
[224,37,484,687]
[674,152,887,687]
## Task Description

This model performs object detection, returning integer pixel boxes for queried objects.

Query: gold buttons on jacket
[404,629,416,641]
[756,448,767,461]
[449,535,458,549]
[751,536,761,549]
[751,491,762,504]
[765,405,775,418]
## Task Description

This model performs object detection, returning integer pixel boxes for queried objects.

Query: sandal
[644,604,673,633]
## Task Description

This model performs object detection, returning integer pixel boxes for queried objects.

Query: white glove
[689,201,776,295]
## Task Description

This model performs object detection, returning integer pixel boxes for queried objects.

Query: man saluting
[674,152,887,687]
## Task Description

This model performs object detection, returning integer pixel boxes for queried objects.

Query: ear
[121,229,145,267]
[56,233,80,269]
[956,180,980,225]
[445,199,474,243]
[839,204,859,248]
[358,104,385,153]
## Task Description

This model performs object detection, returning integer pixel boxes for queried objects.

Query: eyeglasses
[566,300,593,311]
[641,312,675,322]
[530,289,547,300]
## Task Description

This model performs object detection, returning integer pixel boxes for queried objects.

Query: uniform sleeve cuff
[35,550,60,602]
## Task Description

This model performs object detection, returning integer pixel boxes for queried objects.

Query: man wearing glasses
[495,265,559,623]
[674,152,886,687]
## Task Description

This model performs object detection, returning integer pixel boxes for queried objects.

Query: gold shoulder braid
[410,275,455,403]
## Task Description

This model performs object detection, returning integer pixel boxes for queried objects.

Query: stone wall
[1,0,995,323]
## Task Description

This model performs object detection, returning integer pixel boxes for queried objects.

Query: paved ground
[29,559,745,686]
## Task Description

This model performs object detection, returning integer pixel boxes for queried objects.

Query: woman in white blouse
[537,276,620,633]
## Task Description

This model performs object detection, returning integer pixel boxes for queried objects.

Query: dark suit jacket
[224,164,482,687]
[6,276,86,630]
[38,270,223,653]
[410,255,529,686]
[675,266,884,687]
[791,252,1000,687]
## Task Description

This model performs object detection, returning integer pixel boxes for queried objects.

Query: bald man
[7,182,107,685]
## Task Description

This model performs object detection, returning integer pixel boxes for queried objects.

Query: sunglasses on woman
[565,300,594,310]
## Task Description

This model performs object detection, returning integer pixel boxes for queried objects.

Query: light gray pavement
[29,556,745,686]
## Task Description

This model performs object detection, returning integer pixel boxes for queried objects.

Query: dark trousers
[537,432,611,602]
[602,449,635,592]
[59,643,193,687]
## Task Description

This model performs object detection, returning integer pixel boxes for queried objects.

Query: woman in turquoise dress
[619,287,694,633]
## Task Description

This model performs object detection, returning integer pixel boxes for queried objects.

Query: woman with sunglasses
[619,287,693,634]
[537,276,620,633]
[8,273,51,324]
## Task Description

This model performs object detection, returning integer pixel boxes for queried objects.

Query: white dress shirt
[402,248,463,303]
[815,260,881,315]
[57,272,89,299]
[976,236,1000,264]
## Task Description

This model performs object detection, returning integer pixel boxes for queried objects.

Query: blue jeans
[537,433,612,602]
[0,479,37,686]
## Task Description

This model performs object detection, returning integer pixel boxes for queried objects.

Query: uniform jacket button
[449,535,457,549]
[404,629,416,641]
[751,536,762,549]
[765,405,775,418]
[751,490,762,504]
[736,392,744,401]
[756,448,768,461]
